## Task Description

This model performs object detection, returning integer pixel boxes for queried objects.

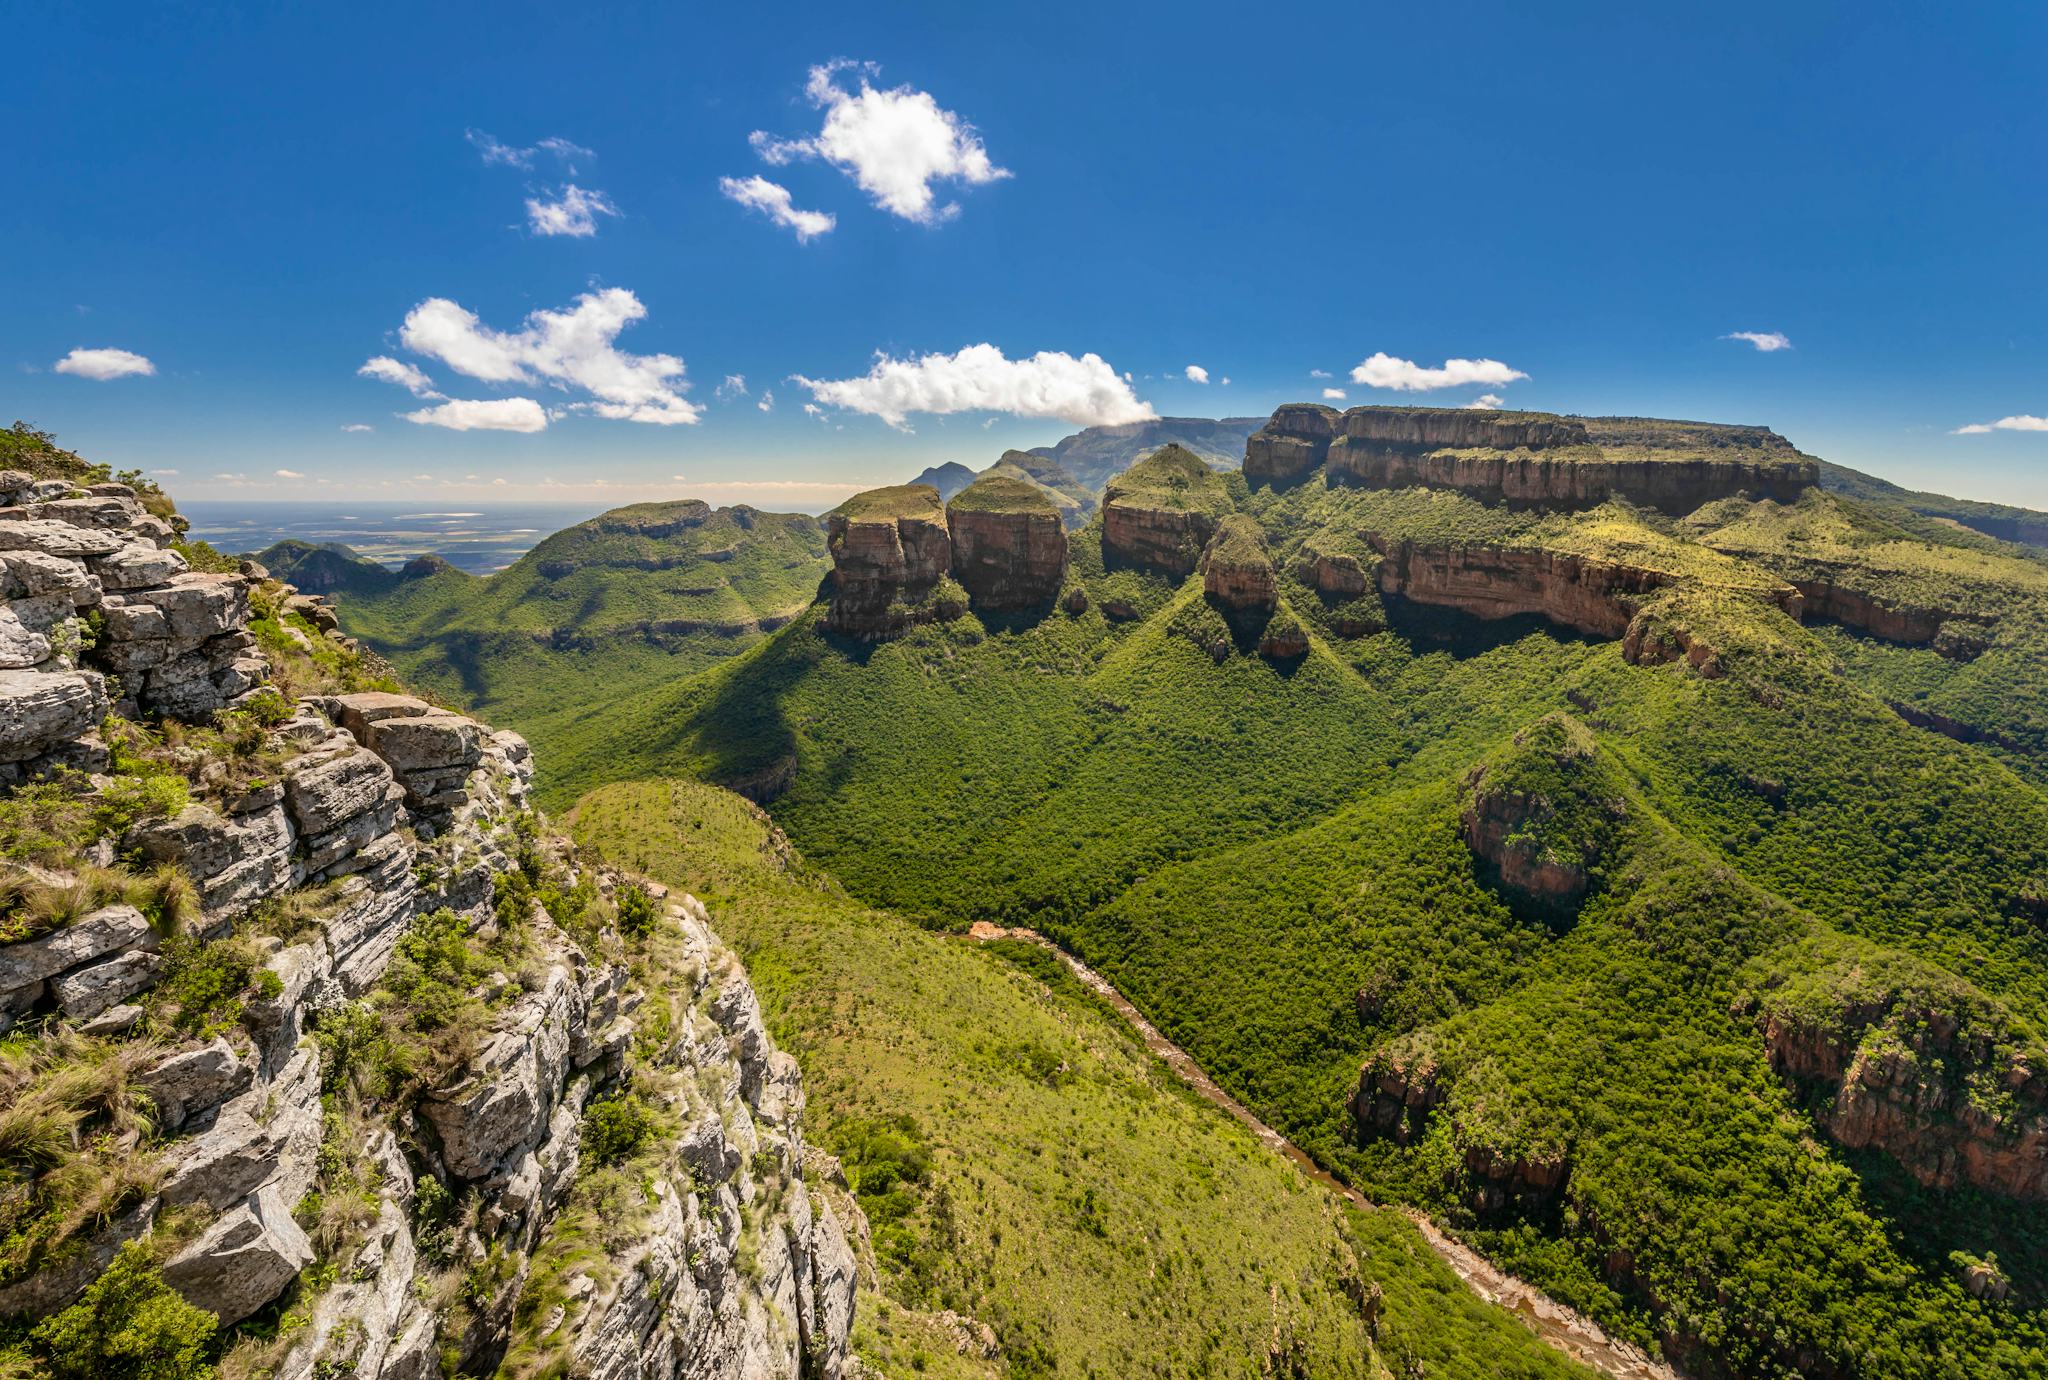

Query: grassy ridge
[568,778,1597,1380]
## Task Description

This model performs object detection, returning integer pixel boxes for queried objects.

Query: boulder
[127,572,249,642]
[285,744,401,837]
[0,904,153,993]
[140,1037,253,1132]
[51,948,162,1020]
[0,519,125,558]
[0,668,106,762]
[162,1183,314,1325]
[363,711,485,776]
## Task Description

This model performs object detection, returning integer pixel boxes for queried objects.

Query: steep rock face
[1372,539,1665,637]
[946,476,1068,610]
[1792,575,1991,656]
[1200,515,1278,613]
[1749,981,2048,1200]
[824,485,953,638]
[0,479,859,1378]
[1246,403,1818,512]
[1100,445,1235,577]
[1243,404,1341,486]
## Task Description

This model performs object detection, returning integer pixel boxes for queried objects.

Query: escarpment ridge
[0,446,858,1378]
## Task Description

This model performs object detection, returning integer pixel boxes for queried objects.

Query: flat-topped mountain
[1248,403,1818,509]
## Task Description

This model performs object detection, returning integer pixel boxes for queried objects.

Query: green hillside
[569,778,1597,1380]
[516,410,2048,1378]
[1818,458,2048,550]
[316,499,829,788]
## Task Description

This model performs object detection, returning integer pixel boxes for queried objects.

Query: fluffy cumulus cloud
[758,389,775,413]
[1954,415,2048,435]
[524,185,619,237]
[719,176,836,241]
[53,347,155,380]
[1466,394,1505,410]
[1185,364,1210,384]
[396,288,703,425]
[358,356,444,399]
[751,60,1008,224]
[1321,387,1346,401]
[794,343,1154,430]
[402,398,549,433]
[1351,352,1529,391]
[1723,330,1792,352]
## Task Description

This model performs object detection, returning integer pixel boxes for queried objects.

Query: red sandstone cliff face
[1244,404,1342,486]
[947,505,1068,611]
[1200,518,1278,613]
[824,495,952,638]
[1755,998,2048,1200]
[1370,539,1670,637]
[1101,502,1219,577]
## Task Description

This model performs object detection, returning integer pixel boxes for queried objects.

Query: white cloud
[525,185,619,237]
[758,389,775,413]
[212,472,245,481]
[402,398,549,433]
[151,469,179,476]
[358,355,444,399]
[717,374,748,400]
[1220,377,1231,386]
[1351,352,1528,391]
[1310,369,1333,380]
[54,347,155,380]
[1723,330,1792,352]
[1953,415,2048,435]
[396,288,703,425]
[1466,394,1505,410]
[1321,387,1347,401]
[275,468,306,479]
[719,175,835,241]
[1185,364,1209,384]
[794,343,1154,430]
[467,130,592,171]
[340,423,374,433]
[751,60,1008,224]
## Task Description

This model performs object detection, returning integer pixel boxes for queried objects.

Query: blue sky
[8,1,2048,509]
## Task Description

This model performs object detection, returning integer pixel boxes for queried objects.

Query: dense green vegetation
[1818,457,2048,550]
[487,421,2048,1375]
[310,500,828,791]
[569,778,1596,1380]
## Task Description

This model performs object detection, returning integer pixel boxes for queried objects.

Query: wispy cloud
[1351,352,1527,391]
[275,468,306,479]
[359,356,444,399]
[758,389,775,413]
[794,343,1153,430]
[1953,414,2048,435]
[340,423,374,433]
[717,374,748,400]
[1723,330,1792,352]
[466,129,592,172]
[719,175,835,241]
[524,185,619,237]
[53,347,155,380]
[1310,369,1333,380]
[751,60,1007,224]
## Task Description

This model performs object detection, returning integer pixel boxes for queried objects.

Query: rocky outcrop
[1749,977,2048,1200]
[1245,404,1817,512]
[946,476,1069,611]
[1459,714,1627,908]
[823,485,953,638]
[1101,445,1235,577]
[0,468,858,1378]
[1200,516,1277,613]
[1243,404,1342,487]
[1350,1047,1442,1145]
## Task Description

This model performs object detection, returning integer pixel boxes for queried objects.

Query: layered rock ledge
[823,484,954,638]
[1101,444,1234,577]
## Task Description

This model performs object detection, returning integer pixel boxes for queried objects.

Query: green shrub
[579,1094,658,1168]
[147,934,281,1038]
[614,884,659,938]
[28,1240,217,1380]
